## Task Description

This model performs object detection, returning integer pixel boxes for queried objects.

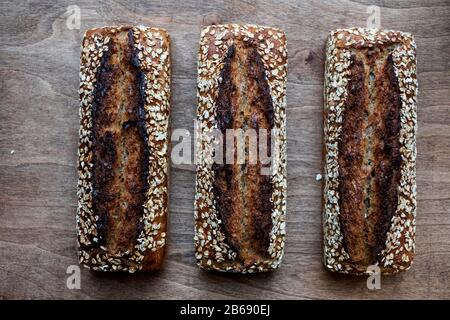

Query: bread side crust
[323,28,418,274]
[77,26,171,272]
[195,24,287,273]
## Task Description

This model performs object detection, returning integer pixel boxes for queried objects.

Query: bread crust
[195,24,287,273]
[323,28,418,274]
[77,26,171,272]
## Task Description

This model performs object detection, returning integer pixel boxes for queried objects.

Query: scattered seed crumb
[315,173,322,181]
[10,150,15,155]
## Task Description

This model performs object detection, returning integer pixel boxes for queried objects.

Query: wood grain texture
[1,0,449,299]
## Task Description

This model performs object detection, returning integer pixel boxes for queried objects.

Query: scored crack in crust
[77,25,171,272]
[323,28,418,275]
[195,24,287,273]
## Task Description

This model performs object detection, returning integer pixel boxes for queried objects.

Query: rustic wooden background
[1,0,449,300]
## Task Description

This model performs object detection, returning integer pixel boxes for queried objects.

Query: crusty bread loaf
[195,24,287,273]
[77,26,170,272]
[323,28,418,274]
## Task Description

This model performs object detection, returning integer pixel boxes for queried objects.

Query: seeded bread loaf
[323,28,418,274]
[77,26,171,272]
[195,24,287,273]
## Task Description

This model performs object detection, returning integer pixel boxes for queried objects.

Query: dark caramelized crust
[338,48,402,266]
[212,41,274,267]
[91,30,148,255]
[373,55,402,257]
[337,55,367,264]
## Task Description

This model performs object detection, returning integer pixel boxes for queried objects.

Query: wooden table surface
[1,0,449,300]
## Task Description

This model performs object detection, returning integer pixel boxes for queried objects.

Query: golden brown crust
[195,24,287,273]
[77,26,171,272]
[323,28,418,275]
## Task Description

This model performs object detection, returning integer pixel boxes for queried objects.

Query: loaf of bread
[323,28,418,274]
[77,26,171,272]
[195,24,287,273]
